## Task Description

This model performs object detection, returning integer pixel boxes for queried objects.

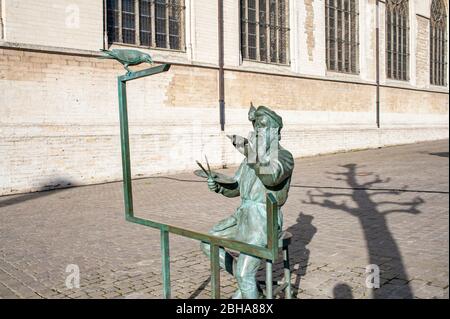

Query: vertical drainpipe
[0,0,4,40]
[103,0,108,50]
[376,0,381,128]
[218,0,225,131]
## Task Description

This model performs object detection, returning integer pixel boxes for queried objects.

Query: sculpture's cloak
[214,147,294,247]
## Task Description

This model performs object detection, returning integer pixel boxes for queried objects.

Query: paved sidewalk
[0,140,448,299]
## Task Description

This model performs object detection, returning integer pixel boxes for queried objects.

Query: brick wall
[416,16,430,88]
[0,47,448,195]
[3,0,103,51]
[0,0,448,194]
[224,71,375,112]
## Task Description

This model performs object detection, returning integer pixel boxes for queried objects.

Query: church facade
[0,0,448,195]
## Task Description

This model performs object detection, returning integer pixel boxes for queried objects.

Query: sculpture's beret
[254,105,283,129]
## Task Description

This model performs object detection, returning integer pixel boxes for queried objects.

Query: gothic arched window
[430,0,447,86]
[325,0,359,73]
[386,0,409,80]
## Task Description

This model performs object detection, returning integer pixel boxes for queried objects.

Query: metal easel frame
[117,64,279,299]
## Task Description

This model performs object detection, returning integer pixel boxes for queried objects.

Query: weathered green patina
[200,105,294,299]
[100,49,153,74]
[111,50,286,299]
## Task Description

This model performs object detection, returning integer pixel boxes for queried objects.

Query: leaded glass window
[430,0,447,86]
[240,0,290,64]
[107,0,185,51]
[325,0,359,73]
[386,0,409,81]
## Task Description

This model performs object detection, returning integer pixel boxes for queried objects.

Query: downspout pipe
[218,0,225,131]
[0,0,4,40]
[103,0,107,50]
[376,0,380,128]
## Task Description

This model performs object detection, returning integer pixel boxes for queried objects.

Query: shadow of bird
[99,49,153,74]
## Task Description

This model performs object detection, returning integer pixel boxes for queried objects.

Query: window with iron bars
[430,0,447,86]
[106,0,185,51]
[325,0,359,74]
[386,0,409,81]
[240,0,290,65]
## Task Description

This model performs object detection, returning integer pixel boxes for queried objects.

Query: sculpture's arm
[252,149,294,187]
[217,183,240,198]
[213,162,244,198]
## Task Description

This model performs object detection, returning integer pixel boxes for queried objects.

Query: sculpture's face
[255,114,269,128]
[254,114,280,151]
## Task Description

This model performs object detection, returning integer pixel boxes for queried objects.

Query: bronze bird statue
[99,49,153,74]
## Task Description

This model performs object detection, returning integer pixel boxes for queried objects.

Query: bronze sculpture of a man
[200,105,294,299]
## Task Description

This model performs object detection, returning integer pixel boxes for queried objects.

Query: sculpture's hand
[207,176,220,193]
[227,134,247,147]
[227,135,248,156]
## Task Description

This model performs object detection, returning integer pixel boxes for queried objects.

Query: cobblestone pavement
[1,140,448,299]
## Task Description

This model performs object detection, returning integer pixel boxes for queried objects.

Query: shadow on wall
[303,164,425,299]
[0,178,75,208]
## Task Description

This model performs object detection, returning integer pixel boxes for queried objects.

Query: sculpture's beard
[254,127,279,152]
[246,127,280,167]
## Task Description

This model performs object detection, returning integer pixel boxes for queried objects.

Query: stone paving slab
[0,140,448,299]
